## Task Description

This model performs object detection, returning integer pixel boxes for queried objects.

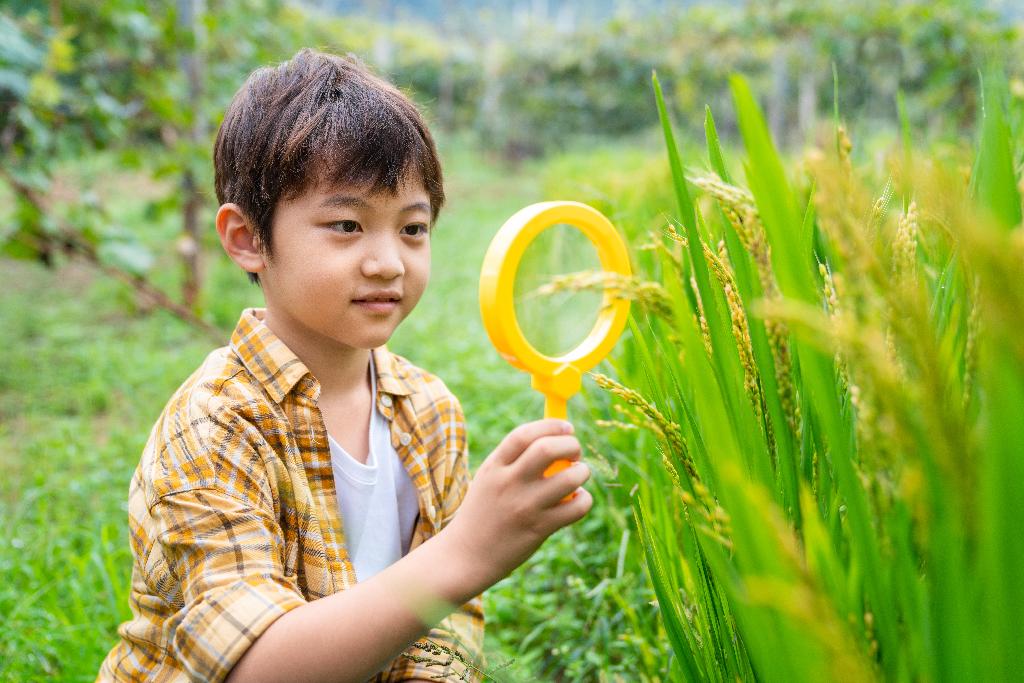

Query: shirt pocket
[282,534,299,579]
[143,549,182,608]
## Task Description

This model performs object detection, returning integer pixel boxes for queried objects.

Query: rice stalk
[527,270,675,324]
[589,371,695,481]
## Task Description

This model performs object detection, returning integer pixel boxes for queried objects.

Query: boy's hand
[442,418,593,592]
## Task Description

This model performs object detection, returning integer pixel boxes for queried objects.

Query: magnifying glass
[479,201,632,484]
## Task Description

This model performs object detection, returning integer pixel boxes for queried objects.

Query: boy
[98,48,592,682]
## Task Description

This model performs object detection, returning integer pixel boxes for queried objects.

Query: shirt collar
[229,308,415,403]
[370,341,416,398]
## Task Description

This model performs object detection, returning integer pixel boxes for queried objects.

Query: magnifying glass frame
[479,201,632,479]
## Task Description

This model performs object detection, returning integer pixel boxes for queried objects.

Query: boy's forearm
[226,530,483,683]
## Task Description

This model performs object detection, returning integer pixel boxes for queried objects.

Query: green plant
[582,69,1024,681]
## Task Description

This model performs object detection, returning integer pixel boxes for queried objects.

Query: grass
[560,71,1024,682]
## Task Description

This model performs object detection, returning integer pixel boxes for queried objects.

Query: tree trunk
[768,46,789,148]
[177,0,205,310]
[796,39,817,145]
[437,0,455,130]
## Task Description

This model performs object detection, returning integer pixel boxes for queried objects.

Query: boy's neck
[262,308,371,399]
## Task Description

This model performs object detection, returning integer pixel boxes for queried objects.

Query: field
[3,8,1024,677]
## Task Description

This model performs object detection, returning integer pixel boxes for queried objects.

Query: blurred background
[4,0,1023,304]
[2,1,1022,680]
[3,0,1023,318]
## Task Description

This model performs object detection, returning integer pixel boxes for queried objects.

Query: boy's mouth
[353,290,402,303]
[353,291,402,313]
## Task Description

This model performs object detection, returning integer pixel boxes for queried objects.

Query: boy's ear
[216,203,266,275]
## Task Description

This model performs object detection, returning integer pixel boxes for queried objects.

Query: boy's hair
[214,48,445,284]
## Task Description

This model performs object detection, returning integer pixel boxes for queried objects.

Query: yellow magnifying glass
[479,201,632,482]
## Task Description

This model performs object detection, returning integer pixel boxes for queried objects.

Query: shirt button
[380,394,392,407]
[399,432,412,446]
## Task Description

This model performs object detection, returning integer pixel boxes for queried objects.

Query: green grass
[564,71,1024,682]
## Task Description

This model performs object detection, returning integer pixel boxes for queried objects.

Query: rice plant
[584,71,1024,681]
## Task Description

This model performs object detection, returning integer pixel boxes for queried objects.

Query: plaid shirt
[98,308,484,682]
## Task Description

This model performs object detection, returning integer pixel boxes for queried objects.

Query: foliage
[462,0,1024,155]
[564,67,1024,680]
[2,0,1021,311]
[4,1,1024,681]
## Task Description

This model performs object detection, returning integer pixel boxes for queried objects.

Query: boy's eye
[330,220,361,233]
[404,223,429,236]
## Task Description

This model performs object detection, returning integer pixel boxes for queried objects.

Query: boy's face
[257,176,432,353]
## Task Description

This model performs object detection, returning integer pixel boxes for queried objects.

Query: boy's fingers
[534,461,591,508]
[493,419,573,466]
[544,485,594,529]
[516,435,582,481]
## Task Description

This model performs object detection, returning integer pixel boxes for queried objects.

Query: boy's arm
[226,414,592,683]
[170,405,587,683]
[225,393,488,683]
[148,399,481,683]
[384,395,485,682]
[151,486,309,682]
[205,391,483,683]
[224,520,485,683]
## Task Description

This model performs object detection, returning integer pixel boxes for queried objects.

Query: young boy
[97,49,592,682]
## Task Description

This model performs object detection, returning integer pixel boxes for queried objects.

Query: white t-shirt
[328,352,420,582]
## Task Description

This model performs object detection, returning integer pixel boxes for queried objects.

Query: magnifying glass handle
[542,395,577,500]
[543,395,567,420]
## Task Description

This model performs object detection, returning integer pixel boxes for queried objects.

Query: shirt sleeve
[151,487,307,682]
[385,393,486,682]
[146,393,309,682]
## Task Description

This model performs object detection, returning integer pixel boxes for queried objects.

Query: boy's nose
[361,245,405,279]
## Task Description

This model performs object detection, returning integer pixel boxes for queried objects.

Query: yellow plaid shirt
[98,308,484,682]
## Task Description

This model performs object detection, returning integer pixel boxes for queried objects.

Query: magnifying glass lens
[513,223,603,358]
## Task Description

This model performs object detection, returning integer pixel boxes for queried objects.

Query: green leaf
[971,69,1022,230]
[704,105,731,184]
[1,229,44,261]
[97,239,154,276]
[652,70,695,227]
[0,14,43,69]
[0,67,31,97]
[633,495,704,681]
[730,74,814,303]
